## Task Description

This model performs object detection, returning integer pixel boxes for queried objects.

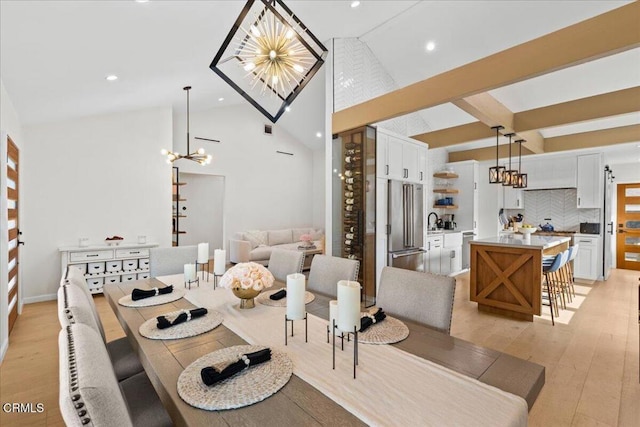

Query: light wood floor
[1,269,638,426]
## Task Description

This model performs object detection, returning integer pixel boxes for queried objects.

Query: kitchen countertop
[470,235,570,250]
[426,229,468,235]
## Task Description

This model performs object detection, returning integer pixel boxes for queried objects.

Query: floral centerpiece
[219,262,274,309]
[300,234,313,247]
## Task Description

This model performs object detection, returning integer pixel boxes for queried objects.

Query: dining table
[103,275,544,426]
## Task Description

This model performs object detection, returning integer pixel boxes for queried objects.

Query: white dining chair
[267,249,304,283]
[377,266,456,335]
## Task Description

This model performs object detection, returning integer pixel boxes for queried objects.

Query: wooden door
[6,136,20,333]
[616,183,640,271]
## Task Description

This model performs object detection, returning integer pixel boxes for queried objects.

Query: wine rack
[334,126,377,307]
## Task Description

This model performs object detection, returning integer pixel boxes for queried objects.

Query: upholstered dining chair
[149,245,198,277]
[267,249,304,283]
[60,273,143,381]
[59,323,172,427]
[307,255,359,298]
[377,266,456,335]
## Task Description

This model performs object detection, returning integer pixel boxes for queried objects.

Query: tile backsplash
[505,188,600,231]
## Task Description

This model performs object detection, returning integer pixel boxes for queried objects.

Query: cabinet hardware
[474,182,477,190]
[87,254,99,257]
[578,197,581,206]
[385,165,389,175]
[420,172,423,181]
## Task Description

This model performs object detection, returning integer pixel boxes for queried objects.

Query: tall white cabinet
[576,153,603,208]
[377,128,428,183]
[60,243,158,294]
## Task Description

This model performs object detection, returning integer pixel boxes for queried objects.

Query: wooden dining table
[104,278,544,426]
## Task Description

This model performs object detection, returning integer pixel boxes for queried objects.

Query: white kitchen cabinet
[60,243,158,294]
[504,187,524,209]
[520,155,576,190]
[442,232,463,275]
[425,235,443,274]
[573,235,600,280]
[576,153,603,208]
[445,160,478,233]
[377,128,428,183]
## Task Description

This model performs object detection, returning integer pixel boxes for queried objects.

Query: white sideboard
[59,243,159,294]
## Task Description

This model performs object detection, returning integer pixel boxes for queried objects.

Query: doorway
[178,173,225,259]
[5,136,20,334]
[616,183,640,271]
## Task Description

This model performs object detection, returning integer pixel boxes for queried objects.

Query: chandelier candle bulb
[214,249,226,275]
[286,273,306,320]
[337,280,361,332]
[197,243,209,264]
[184,263,196,282]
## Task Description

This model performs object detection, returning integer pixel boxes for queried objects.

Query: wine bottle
[344,163,357,170]
[345,233,355,240]
[345,170,361,177]
[345,205,354,212]
[345,198,354,205]
[344,226,355,233]
[344,191,354,198]
[345,155,362,163]
[345,148,361,155]
[344,239,352,245]
[345,142,359,149]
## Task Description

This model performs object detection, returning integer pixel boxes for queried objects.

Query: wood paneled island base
[470,235,570,321]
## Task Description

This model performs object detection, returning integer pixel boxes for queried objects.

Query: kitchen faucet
[427,212,439,231]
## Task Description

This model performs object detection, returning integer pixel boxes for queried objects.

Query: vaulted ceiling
[1,1,638,163]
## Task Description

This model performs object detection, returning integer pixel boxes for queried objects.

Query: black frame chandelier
[210,0,328,123]
[489,125,506,184]
[502,133,518,186]
[513,139,528,189]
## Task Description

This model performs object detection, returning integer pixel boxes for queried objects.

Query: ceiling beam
[514,86,640,132]
[332,2,640,134]
[544,124,640,152]
[412,86,640,148]
[452,93,514,130]
[447,143,536,163]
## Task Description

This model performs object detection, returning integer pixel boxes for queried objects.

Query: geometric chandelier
[489,125,506,184]
[210,0,328,123]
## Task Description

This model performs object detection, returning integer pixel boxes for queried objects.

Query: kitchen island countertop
[471,235,570,250]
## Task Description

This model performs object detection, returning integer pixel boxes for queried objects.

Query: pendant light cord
[184,86,191,154]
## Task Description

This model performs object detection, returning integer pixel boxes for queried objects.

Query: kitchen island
[469,234,570,321]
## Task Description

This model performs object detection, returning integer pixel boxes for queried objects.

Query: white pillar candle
[337,280,361,333]
[286,273,306,320]
[184,263,196,281]
[214,249,226,275]
[197,243,209,264]
[329,300,339,331]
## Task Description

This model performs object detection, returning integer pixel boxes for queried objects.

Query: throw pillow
[244,230,268,249]
[268,229,293,246]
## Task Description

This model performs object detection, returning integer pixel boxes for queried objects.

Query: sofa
[230,227,324,265]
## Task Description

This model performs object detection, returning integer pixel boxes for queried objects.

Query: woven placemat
[359,316,409,344]
[139,310,223,340]
[256,289,316,307]
[177,345,293,411]
[118,288,185,307]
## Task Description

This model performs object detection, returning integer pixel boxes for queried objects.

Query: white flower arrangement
[219,262,275,292]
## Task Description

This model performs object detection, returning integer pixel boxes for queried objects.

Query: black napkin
[131,285,173,301]
[269,289,287,300]
[156,308,208,329]
[360,308,387,332]
[200,348,272,386]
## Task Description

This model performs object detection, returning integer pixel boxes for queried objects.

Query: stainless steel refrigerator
[388,180,425,271]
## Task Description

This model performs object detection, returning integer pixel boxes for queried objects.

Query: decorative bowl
[519,228,536,236]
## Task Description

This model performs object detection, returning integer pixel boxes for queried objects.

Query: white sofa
[230,227,323,265]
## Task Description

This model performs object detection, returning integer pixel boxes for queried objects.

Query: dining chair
[149,245,198,277]
[267,249,304,283]
[59,323,172,427]
[377,266,456,335]
[61,269,143,382]
[307,255,359,298]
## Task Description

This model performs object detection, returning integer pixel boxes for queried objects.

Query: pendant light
[489,125,505,184]
[513,139,528,189]
[161,86,213,165]
[502,133,518,186]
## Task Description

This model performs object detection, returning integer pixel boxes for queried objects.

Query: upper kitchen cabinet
[376,128,428,183]
[521,156,577,190]
[504,187,524,209]
[445,160,478,233]
[576,153,603,208]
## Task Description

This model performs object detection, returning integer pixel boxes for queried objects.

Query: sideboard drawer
[87,262,106,275]
[121,273,137,282]
[70,250,112,262]
[116,248,149,259]
[122,260,138,271]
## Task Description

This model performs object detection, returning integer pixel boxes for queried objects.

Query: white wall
[0,79,25,361]
[612,162,640,184]
[22,107,172,302]
[171,103,315,255]
[179,173,224,255]
[476,160,502,238]
[312,149,325,228]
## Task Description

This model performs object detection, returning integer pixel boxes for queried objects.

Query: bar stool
[542,252,566,326]
[565,244,578,298]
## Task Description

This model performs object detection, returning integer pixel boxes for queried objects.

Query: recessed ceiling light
[135,0,149,3]
[218,97,224,102]
[350,1,361,8]
[316,132,322,138]
[105,75,118,81]
[426,41,436,52]
[285,106,291,112]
